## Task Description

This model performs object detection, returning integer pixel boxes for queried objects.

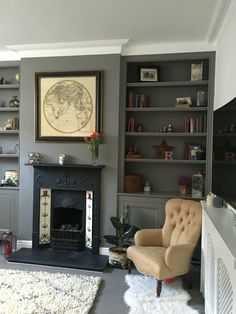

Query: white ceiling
[0,0,232,59]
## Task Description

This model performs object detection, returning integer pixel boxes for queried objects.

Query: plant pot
[108,247,128,269]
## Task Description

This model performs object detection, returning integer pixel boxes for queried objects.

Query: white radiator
[201,202,236,314]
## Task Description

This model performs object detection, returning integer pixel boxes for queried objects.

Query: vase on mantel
[91,146,99,165]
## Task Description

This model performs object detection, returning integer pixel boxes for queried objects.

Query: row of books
[184,115,207,133]
[127,117,135,132]
[9,117,19,130]
[127,92,149,108]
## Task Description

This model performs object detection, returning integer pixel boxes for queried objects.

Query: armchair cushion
[127,246,170,280]
[134,229,162,246]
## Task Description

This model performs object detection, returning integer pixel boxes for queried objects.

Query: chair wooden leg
[127,259,132,274]
[156,279,162,297]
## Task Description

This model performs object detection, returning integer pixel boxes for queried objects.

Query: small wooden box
[124,175,142,193]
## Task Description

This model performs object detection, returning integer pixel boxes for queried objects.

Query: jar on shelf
[9,96,19,108]
[144,181,151,193]
[196,90,206,107]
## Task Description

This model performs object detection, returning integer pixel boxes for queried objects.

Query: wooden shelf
[127,80,209,87]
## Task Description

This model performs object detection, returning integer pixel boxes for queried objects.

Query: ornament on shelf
[126,147,141,159]
[8,96,19,108]
[144,181,151,193]
[164,151,173,160]
[167,124,173,132]
[153,139,173,158]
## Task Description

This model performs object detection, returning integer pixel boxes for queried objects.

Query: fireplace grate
[51,228,85,251]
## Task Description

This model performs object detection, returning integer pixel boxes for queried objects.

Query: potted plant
[177,176,191,195]
[104,206,139,269]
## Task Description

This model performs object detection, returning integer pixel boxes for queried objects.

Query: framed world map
[35,71,102,141]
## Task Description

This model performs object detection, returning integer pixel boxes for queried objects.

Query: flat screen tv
[212,97,236,208]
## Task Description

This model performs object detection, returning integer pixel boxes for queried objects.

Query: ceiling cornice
[122,41,216,56]
[7,39,129,58]
[206,0,233,43]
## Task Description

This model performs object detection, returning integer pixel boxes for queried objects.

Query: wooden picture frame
[35,71,102,141]
[140,68,158,82]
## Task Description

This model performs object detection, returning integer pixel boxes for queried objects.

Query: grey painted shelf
[119,52,215,202]
[0,84,19,89]
[118,191,204,200]
[0,154,18,158]
[126,132,207,137]
[213,160,236,165]
[0,130,19,134]
[127,80,209,87]
[214,133,236,137]
[0,108,19,112]
[0,186,19,190]
[125,158,206,164]
[126,107,208,112]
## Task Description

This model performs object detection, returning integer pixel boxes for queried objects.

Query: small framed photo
[140,68,158,82]
[176,97,192,108]
[191,62,203,81]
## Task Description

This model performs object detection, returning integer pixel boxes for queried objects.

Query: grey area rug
[0,268,101,314]
[124,274,199,314]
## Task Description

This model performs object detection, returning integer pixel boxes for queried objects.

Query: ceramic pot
[108,247,128,269]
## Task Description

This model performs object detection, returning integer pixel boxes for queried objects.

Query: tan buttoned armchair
[127,198,202,297]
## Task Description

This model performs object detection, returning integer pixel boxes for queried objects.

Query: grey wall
[19,54,121,243]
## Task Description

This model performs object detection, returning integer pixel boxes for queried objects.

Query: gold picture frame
[35,71,102,141]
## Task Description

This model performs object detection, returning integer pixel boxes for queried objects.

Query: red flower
[84,131,102,152]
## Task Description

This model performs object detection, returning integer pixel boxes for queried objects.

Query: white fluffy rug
[0,269,101,314]
[124,275,199,314]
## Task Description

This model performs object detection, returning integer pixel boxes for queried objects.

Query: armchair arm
[165,243,196,275]
[134,229,162,246]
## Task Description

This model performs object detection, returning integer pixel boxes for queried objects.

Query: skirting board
[17,240,109,256]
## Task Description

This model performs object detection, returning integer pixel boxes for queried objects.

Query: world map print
[43,80,93,133]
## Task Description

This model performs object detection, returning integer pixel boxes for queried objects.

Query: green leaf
[123,225,139,239]
[103,235,119,245]
[122,223,131,234]
[110,217,122,230]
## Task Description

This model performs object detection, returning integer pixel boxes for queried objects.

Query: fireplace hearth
[8,163,108,271]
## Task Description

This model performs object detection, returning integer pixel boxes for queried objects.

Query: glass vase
[91,146,99,165]
[9,96,19,108]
